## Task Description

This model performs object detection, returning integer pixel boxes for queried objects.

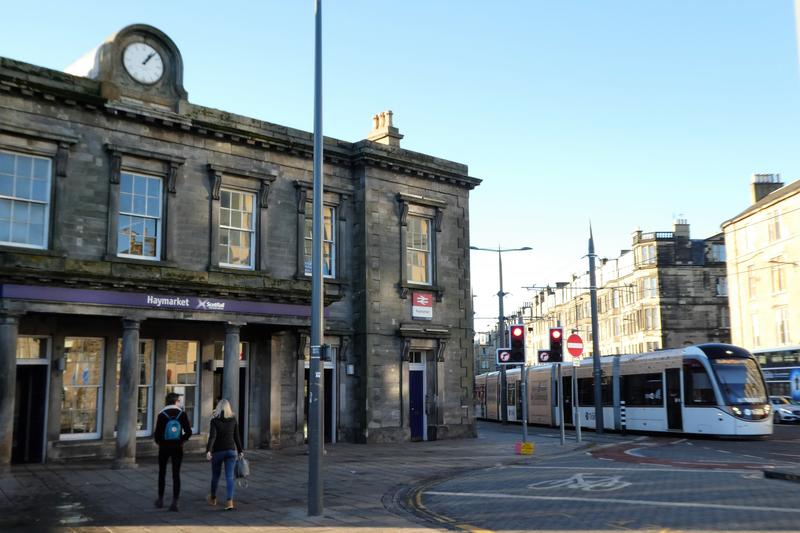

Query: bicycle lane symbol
[527,473,631,492]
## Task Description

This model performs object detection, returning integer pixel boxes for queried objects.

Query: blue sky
[3,1,799,334]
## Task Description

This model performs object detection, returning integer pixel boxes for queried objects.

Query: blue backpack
[164,411,183,441]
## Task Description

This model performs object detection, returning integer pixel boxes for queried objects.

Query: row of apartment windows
[751,308,791,347]
[0,149,435,285]
[737,211,783,252]
[747,261,789,298]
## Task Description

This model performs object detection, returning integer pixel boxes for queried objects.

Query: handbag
[235,454,250,487]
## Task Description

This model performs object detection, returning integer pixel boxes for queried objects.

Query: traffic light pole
[497,249,507,425]
[521,362,528,442]
[557,362,565,445]
[589,226,604,433]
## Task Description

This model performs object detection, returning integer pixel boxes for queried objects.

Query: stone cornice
[0,252,344,307]
[1,56,482,190]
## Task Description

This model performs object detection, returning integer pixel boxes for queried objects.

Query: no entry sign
[567,334,584,357]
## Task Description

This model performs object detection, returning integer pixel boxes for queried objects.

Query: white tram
[474,343,773,436]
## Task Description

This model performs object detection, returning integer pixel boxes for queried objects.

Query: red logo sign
[567,334,584,357]
[412,291,433,320]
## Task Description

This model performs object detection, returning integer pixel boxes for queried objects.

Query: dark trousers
[157,446,183,500]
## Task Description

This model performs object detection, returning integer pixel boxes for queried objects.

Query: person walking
[153,392,192,511]
[206,399,244,511]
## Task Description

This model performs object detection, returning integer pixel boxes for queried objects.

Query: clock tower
[65,24,188,113]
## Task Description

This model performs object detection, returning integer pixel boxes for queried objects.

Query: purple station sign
[0,284,316,317]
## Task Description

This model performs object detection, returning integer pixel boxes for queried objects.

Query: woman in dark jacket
[205,398,244,510]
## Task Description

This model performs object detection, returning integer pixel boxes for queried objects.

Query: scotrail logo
[196,299,226,311]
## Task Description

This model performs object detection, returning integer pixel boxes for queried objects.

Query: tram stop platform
[0,422,591,532]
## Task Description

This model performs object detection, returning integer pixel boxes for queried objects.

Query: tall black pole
[308,0,324,515]
[589,225,603,433]
[497,247,508,424]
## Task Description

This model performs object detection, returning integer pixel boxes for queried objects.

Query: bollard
[620,400,626,435]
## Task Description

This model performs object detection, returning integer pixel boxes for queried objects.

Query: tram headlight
[731,406,742,416]
[765,404,771,413]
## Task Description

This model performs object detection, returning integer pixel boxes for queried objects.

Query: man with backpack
[153,392,192,511]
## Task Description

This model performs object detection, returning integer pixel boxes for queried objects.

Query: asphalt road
[415,422,800,532]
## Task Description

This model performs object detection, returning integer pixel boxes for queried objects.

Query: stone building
[722,174,800,397]
[522,220,730,362]
[0,24,480,468]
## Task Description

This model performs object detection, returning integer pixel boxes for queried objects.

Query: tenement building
[523,220,730,362]
[0,24,480,468]
[722,174,800,397]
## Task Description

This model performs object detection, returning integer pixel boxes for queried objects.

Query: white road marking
[424,491,800,514]
[509,465,752,474]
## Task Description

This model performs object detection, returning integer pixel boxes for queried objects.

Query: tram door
[562,375,573,425]
[12,365,47,463]
[666,368,683,430]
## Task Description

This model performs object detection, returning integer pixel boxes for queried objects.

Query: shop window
[116,339,154,436]
[117,172,162,259]
[16,336,49,362]
[303,201,336,277]
[0,149,51,249]
[219,189,256,269]
[165,340,200,431]
[61,338,104,440]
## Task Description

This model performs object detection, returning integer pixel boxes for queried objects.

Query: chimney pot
[367,109,404,147]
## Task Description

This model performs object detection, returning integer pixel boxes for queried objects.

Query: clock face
[122,42,164,85]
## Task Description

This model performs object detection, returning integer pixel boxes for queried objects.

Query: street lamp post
[471,245,532,425]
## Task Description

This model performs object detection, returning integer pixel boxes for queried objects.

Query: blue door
[410,370,424,441]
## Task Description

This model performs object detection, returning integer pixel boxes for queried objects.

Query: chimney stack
[750,173,784,204]
[673,218,690,239]
[367,110,403,147]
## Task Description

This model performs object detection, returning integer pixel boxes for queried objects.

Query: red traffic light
[550,328,562,340]
[511,326,524,338]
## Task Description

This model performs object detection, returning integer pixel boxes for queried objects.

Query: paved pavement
[0,422,590,532]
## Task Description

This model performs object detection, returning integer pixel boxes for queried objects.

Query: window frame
[116,171,164,261]
[0,148,53,250]
[407,214,433,285]
[776,308,790,345]
[208,164,275,272]
[60,337,105,441]
[303,201,336,278]
[218,187,257,270]
[398,193,445,300]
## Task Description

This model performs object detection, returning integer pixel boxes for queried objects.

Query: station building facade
[0,24,479,468]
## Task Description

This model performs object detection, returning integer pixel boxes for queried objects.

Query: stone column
[0,314,19,473]
[223,323,241,417]
[113,318,140,469]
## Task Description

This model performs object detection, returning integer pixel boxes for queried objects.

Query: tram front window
[710,358,768,406]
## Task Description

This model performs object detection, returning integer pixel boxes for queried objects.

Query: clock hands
[142,52,156,66]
